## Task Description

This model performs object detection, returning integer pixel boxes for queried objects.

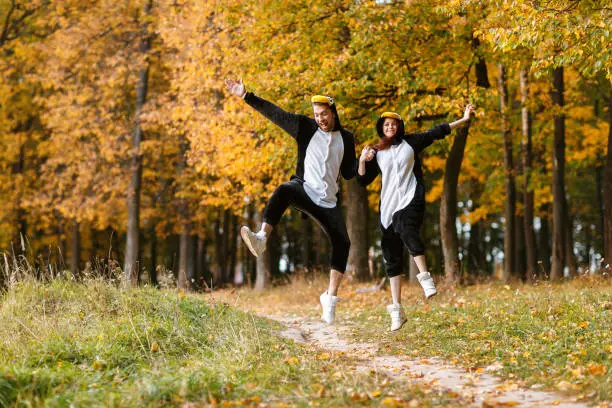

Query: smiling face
[313,103,335,132]
[382,118,399,139]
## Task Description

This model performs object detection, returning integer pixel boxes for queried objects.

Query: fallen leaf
[92,359,105,370]
[317,352,332,360]
[244,382,258,390]
[587,362,607,376]
[381,397,402,407]
[483,400,519,407]
[350,392,368,402]
[284,357,299,366]
[311,383,325,398]
[369,389,382,398]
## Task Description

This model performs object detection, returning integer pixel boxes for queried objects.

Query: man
[225,78,357,324]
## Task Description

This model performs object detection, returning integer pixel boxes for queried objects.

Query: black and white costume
[357,123,451,277]
[243,92,357,272]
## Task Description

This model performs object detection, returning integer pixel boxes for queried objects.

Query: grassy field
[0,278,466,407]
[219,274,612,404]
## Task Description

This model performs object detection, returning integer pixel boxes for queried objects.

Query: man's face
[313,104,335,132]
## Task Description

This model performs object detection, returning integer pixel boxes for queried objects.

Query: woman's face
[383,118,399,139]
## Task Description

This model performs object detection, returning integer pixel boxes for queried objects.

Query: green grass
[0,278,466,407]
[347,279,612,402]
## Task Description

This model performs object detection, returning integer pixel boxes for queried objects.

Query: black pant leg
[262,180,304,226]
[264,180,350,272]
[309,206,350,273]
[381,224,404,278]
[393,203,426,257]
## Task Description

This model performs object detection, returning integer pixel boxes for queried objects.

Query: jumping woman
[357,104,474,331]
[225,78,357,324]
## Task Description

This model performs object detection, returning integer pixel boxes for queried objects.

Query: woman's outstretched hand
[225,78,246,98]
[463,103,475,120]
[449,104,476,130]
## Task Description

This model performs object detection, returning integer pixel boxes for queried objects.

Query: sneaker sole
[321,316,335,324]
[391,318,408,332]
[240,227,260,258]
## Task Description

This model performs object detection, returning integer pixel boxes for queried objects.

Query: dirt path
[268,313,588,408]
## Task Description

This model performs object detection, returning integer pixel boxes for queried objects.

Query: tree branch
[0,0,16,46]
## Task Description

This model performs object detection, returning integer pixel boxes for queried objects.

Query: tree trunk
[596,164,604,257]
[345,178,369,281]
[188,234,197,290]
[538,206,552,276]
[178,231,188,291]
[11,139,27,256]
[515,156,526,279]
[221,209,231,283]
[550,67,566,281]
[472,36,491,89]
[515,211,526,280]
[565,212,578,277]
[150,225,157,286]
[604,82,612,270]
[57,213,66,269]
[70,219,80,277]
[124,0,153,285]
[228,214,238,281]
[168,234,179,277]
[196,236,208,289]
[585,222,592,269]
[520,69,538,282]
[499,64,516,282]
[213,212,223,285]
[440,124,471,283]
[467,216,484,278]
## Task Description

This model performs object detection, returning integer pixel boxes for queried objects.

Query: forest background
[1,0,611,290]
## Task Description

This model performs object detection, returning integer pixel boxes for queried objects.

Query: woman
[357,105,474,331]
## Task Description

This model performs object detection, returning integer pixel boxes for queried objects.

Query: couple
[225,78,473,332]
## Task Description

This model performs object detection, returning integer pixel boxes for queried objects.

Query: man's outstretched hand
[225,78,246,98]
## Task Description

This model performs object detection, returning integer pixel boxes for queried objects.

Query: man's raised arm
[225,78,302,139]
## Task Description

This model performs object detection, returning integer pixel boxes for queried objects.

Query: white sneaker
[387,303,407,331]
[417,272,437,299]
[240,226,267,258]
[320,291,339,324]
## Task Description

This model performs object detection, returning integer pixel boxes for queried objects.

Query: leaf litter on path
[267,313,591,408]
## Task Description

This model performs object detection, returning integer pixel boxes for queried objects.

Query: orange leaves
[578,321,590,329]
[482,400,520,407]
[586,363,607,376]
[283,356,300,366]
[315,352,331,360]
